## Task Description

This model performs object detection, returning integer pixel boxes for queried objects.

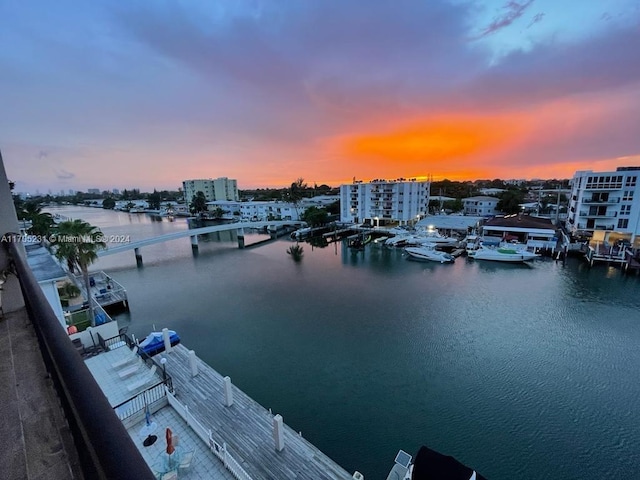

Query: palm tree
[19,201,55,238]
[51,220,106,326]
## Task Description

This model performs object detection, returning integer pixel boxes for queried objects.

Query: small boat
[349,234,372,250]
[139,330,180,356]
[388,446,488,480]
[468,243,539,262]
[372,236,390,246]
[405,245,455,263]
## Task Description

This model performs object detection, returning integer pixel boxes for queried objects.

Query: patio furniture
[117,360,143,379]
[110,346,138,369]
[178,450,195,472]
[126,365,158,392]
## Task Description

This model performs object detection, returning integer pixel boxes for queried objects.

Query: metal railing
[2,234,155,480]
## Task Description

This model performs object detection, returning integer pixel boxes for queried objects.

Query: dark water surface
[49,207,640,479]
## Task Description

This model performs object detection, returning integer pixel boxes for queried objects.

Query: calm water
[49,207,640,479]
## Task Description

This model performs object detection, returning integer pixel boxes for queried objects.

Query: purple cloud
[476,0,535,38]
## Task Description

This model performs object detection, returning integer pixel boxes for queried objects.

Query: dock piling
[134,247,143,267]
[223,376,233,406]
[237,228,245,249]
[162,328,172,353]
[190,234,198,251]
[273,414,285,451]
[189,350,198,376]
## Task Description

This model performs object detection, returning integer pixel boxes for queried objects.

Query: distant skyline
[2,0,639,194]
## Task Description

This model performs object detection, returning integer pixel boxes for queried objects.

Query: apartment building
[462,196,500,217]
[182,178,239,203]
[339,178,430,225]
[566,167,640,247]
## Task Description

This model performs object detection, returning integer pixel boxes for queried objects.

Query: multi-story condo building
[462,196,500,217]
[340,178,430,225]
[566,167,640,247]
[182,178,239,203]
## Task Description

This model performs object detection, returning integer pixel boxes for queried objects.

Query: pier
[74,270,129,312]
[160,344,357,480]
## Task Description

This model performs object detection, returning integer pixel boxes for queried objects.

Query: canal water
[49,207,640,479]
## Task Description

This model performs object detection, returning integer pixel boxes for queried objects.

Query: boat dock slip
[163,344,355,479]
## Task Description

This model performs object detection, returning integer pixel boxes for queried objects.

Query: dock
[162,344,356,480]
[75,270,129,311]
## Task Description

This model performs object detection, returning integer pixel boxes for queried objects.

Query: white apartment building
[240,201,300,221]
[566,167,640,247]
[182,178,239,203]
[339,178,430,225]
[462,196,500,217]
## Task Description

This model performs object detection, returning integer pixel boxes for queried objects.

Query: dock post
[134,247,143,267]
[237,228,245,249]
[162,328,172,353]
[273,414,284,451]
[189,350,198,377]
[223,376,233,406]
[190,235,198,251]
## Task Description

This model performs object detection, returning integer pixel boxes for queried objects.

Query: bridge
[97,220,305,266]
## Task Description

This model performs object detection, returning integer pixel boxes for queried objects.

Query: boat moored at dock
[468,243,540,262]
[139,330,180,356]
[405,245,455,263]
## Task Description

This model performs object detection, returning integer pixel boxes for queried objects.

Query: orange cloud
[339,116,522,166]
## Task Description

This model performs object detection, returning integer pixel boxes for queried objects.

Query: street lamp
[160,357,167,378]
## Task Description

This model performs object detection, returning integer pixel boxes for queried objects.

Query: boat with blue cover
[139,330,180,356]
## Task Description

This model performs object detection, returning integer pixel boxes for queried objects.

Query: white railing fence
[166,391,253,480]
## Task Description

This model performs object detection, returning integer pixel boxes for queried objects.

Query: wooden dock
[162,344,356,480]
[76,271,129,311]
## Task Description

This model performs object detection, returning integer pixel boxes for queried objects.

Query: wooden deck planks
[161,345,354,480]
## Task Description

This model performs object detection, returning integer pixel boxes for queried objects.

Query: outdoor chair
[117,359,143,379]
[160,469,178,480]
[125,365,158,392]
[110,346,138,369]
[178,450,195,471]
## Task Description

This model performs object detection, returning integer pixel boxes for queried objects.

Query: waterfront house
[482,214,558,251]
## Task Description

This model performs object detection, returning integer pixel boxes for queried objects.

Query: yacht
[405,245,455,263]
[468,243,539,262]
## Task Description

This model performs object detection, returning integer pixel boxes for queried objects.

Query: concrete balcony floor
[0,308,82,480]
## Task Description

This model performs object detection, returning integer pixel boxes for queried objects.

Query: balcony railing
[582,198,620,204]
[3,234,155,480]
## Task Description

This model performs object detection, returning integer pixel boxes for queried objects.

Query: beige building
[183,178,239,203]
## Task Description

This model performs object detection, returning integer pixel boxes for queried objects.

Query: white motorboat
[405,245,455,263]
[468,243,539,262]
[415,227,459,247]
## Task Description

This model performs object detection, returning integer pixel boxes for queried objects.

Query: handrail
[2,234,155,480]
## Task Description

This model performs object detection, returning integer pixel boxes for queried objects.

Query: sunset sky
[2,0,639,193]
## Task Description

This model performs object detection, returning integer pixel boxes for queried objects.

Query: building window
[626,176,637,187]
[623,190,634,201]
[621,204,632,216]
[617,219,629,229]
